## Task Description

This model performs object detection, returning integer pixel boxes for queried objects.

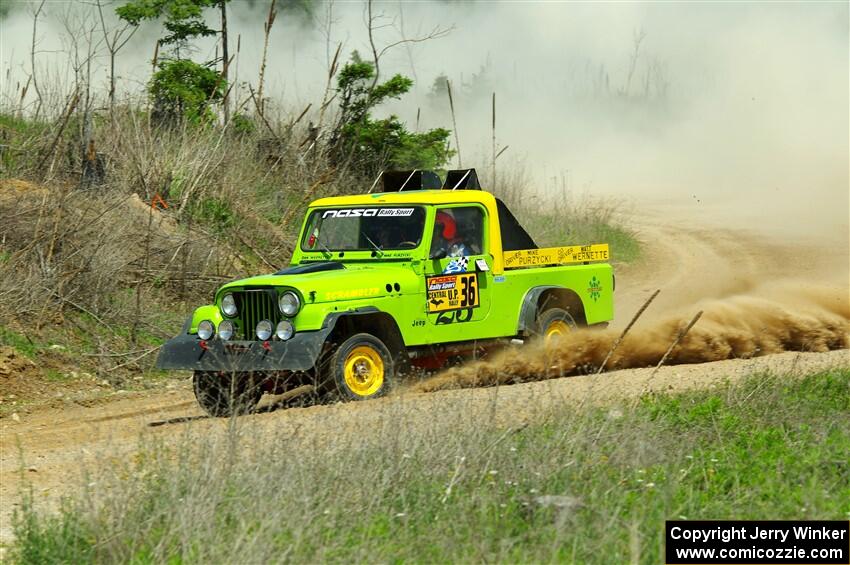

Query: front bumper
[155,328,332,372]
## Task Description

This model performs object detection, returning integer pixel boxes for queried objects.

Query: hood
[274,261,345,276]
[219,262,422,303]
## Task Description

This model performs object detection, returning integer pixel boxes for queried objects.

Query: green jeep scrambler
[156,169,614,416]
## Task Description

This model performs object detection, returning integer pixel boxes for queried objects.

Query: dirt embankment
[0,347,108,414]
[0,349,40,400]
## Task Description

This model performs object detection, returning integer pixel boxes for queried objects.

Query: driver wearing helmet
[433,211,471,257]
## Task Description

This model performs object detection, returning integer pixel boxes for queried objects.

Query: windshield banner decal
[321,208,415,218]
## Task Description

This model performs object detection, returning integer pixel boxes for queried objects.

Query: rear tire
[326,333,394,401]
[535,307,578,342]
[193,371,263,417]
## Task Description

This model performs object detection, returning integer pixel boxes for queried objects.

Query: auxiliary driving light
[256,320,273,341]
[276,320,294,341]
[198,320,215,341]
[221,293,237,316]
[218,320,234,341]
[279,291,300,317]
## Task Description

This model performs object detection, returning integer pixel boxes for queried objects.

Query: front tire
[327,333,394,401]
[193,371,263,417]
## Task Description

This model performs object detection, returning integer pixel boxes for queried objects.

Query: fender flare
[320,306,382,331]
[321,307,405,353]
[517,286,587,335]
[517,286,561,335]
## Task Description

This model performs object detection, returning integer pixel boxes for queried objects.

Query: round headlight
[276,320,294,341]
[256,320,273,341]
[218,320,234,341]
[279,291,300,317]
[198,320,215,341]
[221,294,237,317]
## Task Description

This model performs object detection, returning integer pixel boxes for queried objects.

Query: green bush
[149,60,224,125]
[228,113,256,137]
[117,0,228,125]
[341,117,453,172]
[331,55,454,174]
[116,0,219,46]
[188,196,235,232]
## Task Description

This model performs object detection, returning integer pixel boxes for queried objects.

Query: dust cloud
[414,283,849,392]
[3,2,846,241]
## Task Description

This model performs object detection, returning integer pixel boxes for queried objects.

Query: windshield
[301,206,426,252]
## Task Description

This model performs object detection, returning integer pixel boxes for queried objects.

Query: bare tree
[256,0,277,119]
[364,0,452,89]
[30,0,46,119]
[316,42,341,132]
[446,79,461,167]
[623,28,646,97]
[220,0,230,124]
[95,0,138,119]
[59,5,104,172]
[314,0,341,132]
[321,1,337,62]
[491,92,495,187]
[396,0,418,83]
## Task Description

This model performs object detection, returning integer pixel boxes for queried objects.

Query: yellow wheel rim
[343,346,385,397]
[545,320,571,342]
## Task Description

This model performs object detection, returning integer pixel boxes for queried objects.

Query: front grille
[233,288,279,340]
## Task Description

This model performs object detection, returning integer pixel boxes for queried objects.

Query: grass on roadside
[521,203,640,264]
[0,326,41,359]
[9,368,849,564]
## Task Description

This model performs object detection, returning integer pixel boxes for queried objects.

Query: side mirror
[429,248,447,260]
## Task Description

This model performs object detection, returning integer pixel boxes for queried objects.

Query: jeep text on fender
[156,168,614,416]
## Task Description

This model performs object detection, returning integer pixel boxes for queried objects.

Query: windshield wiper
[360,232,384,257]
[312,235,333,259]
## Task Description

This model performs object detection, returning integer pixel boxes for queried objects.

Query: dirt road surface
[1,202,848,544]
